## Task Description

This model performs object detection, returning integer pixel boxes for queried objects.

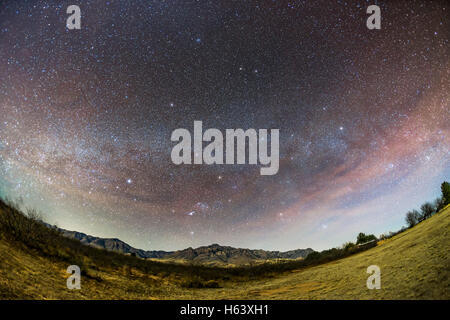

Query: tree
[441,181,450,206]
[420,202,435,221]
[343,242,356,251]
[405,209,420,227]
[356,232,377,245]
[434,197,445,213]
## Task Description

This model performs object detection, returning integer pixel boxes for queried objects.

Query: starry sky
[0,0,449,251]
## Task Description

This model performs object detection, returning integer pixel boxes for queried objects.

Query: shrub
[180,278,221,288]
[343,242,356,251]
[205,280,221,288]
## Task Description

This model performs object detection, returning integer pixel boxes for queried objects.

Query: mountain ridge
[54,226,314,265]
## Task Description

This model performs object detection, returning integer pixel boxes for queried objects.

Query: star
[0,0,447,252]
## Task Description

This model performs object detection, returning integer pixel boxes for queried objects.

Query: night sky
[0,0,449,251]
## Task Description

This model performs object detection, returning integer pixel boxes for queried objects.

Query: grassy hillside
[0,200,449,299]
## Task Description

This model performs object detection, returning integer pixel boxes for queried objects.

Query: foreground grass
[0,204,449,299]
[217,206,450,299]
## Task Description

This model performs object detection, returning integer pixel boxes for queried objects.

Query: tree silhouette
[420,202,435,221]
[441,181,450,206]
[405,210,420,227]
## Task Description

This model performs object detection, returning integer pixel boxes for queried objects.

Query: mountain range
[56,227,315,265]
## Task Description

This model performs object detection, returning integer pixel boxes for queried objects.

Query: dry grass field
[0,203,449,300]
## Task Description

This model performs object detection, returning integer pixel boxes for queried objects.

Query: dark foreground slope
[0,199,449,299]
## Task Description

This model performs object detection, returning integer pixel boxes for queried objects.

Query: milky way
[0,0,449,251]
